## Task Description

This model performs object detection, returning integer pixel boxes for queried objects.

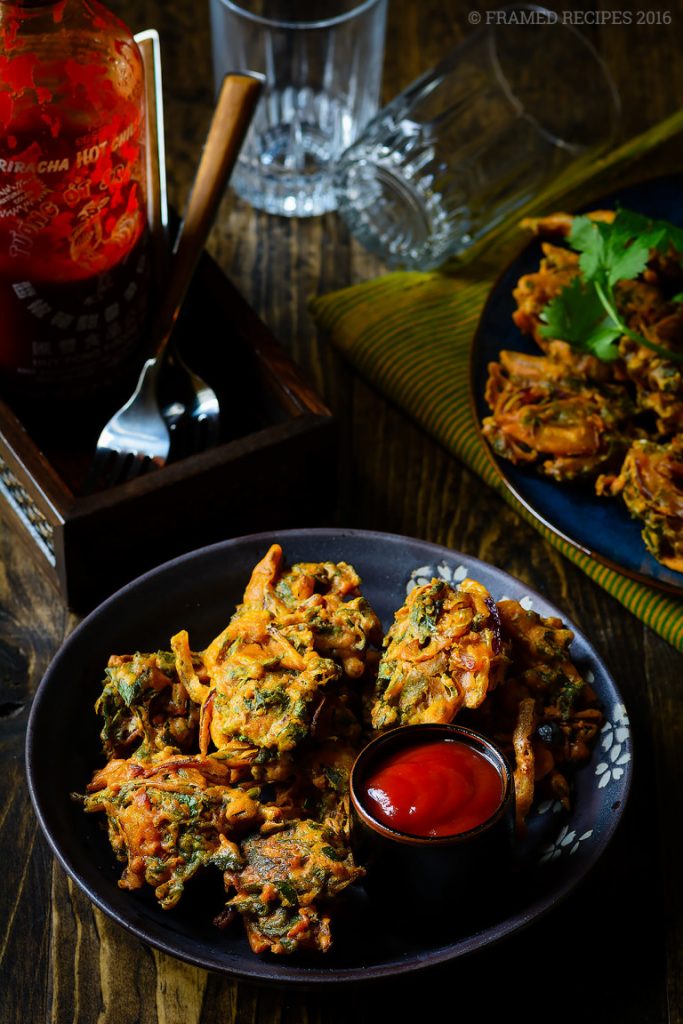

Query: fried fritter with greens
[263,741,357,834]
[173,544,380,767]
[96,651,200,759]
[616,282,683,436]
[220,819,363,955]
[370,578,507,730]
[597,436,683,571]
[467,598,602,829]
[80,753,270,908]
[197,614,340,754]
[240,543,383,679]
[513,210,617,382]
[483,350,636,482]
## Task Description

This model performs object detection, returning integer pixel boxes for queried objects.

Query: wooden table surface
[3,0,682,1021]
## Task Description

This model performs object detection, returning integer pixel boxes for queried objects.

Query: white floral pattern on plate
[405,562,632,864]
[407,561,470,591]
[539,824,595,863]
[595,702,632,787]
[407,561,535,609]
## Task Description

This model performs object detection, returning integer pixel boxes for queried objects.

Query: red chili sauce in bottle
[362,739,504,837]
[0,0,150,408]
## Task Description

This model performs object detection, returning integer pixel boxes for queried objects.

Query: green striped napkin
[311,112,683,652]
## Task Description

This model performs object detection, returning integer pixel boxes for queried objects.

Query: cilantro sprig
[538,208,683,364]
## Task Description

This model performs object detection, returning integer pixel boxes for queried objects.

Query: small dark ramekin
[349,723,516,918]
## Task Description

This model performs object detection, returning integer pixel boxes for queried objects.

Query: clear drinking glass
[333,5,620,268]
[209,0,387,217]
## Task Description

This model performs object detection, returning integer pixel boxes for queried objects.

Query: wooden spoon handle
[155,72,264,354]
[135,29,169,287]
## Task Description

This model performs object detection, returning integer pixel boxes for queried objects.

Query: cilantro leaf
[540,206,683,365]
[606,235,651,288]
[539,277,623,361]
[610,207,683,256]
[539,276,605,344]
[586,323,624,361]
[569,217,607,281]
[566,214,597,253]
[569,214,650,287]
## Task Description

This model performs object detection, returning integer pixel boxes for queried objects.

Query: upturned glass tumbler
[333,5,620,268]
[209,0,387,217]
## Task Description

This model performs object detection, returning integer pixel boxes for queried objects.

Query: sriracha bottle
[0,0,150,413]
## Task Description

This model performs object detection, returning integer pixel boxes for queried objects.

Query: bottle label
[0,111,146,276]
[0,111,150,393]
[6,236,148,387]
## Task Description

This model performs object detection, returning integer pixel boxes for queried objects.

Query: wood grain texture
[2,0,682,1021]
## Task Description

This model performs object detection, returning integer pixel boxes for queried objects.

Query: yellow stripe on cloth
[311,112,683,652]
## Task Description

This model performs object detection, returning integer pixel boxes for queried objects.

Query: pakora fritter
[467,598,602,830]
[221,819,363,955]
[513,213,620,383]
[156,543,381,774]
[483,349,635,481]
[200,613,341,754]
[616,298,683,435]
[80,753,266,908]
[370,577,507,730]
[97,651,200,759]
[597,436,683,571]
[241,543,383,679]
[188,544,382,761]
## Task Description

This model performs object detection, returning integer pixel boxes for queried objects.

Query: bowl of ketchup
[350,724,516,916]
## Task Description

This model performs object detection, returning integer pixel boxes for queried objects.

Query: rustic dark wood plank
[0,522,68,1023]
[643,630,683,1021]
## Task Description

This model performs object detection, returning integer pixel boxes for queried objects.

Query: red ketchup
[362,739,503,837]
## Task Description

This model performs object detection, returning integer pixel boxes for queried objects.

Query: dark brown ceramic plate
[26,529,631,986]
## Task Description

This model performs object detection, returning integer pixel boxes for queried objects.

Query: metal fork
[85,70,263,491]
[160,346,222,459]
[138,30,221,463]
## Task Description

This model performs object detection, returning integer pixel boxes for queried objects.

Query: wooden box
[0,256,334,610]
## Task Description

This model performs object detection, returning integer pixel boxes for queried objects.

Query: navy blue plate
[26,529,631,986]
[471,174,683,592]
